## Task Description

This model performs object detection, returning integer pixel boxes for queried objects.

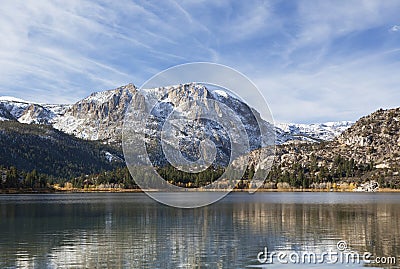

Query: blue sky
[0,0,399,123]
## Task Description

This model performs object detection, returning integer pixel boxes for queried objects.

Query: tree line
[1,149,398,191]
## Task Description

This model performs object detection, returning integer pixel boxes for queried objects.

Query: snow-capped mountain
[0,84,353,145]
[0,96,32,121]
[121,83,275,168]
[0,96,70,124]
[275,121,354,143]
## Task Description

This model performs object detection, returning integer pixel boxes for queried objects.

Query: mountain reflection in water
[0,192,399,268]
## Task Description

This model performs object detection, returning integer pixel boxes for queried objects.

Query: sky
[0,0,399,123]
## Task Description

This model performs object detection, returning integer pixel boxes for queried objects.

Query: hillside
[336,107,400,166]
[266,107,400,189]
[0,121,124,179]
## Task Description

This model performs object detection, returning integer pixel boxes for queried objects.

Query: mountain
[0,83,275,188]
[1,83,275,174]
[1,84,139,142]
[275,121,354,143]
[0,84,353,144]
[0,85,398,189]
[267,107,400,189]
[122,83,275,169]
[0,96,70,124]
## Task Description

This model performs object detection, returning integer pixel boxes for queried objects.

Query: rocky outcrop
[335,107,400,166]
[53,84,137,141]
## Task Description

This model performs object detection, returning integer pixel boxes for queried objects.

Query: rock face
[0,103,14,121]
[0,96,69,124]
[18,104,56,124]
[122,83,275,168]
[0,84,138,141]
[53,84,137,141]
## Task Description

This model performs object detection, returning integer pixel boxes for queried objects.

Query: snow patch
[104,151,122,162]
[212,90,229,98]
[83,91,115,104]
[44,104,72,115]
[0,96,31,103]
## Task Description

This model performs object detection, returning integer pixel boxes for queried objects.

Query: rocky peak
[0,97,31,120]
[53,83,138,141]
[0,96,63,124]
[70,83,137,118]
[139,83,210,107]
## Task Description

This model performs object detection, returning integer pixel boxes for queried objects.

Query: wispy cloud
[255,48,400,123]
[0,0,136,102]
[0,0,399,123]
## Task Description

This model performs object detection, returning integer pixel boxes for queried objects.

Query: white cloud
[390,25,400,32]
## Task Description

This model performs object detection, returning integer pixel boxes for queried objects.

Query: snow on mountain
[104,151,124,162]
[122,82,275,167]
[0,96,32,103]
[0,94,73,125]
[0,96,31,120]
[0,84,353,145]
[18,104,56,124]
[275,121,354,143]
[52,84,136,141]
[0,98,71,125]
[212,89,229,99]
[44,104,72,115]
[0,104,12,121]
[82,89,118,104]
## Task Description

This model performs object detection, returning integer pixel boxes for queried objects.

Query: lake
[0,192,399,268]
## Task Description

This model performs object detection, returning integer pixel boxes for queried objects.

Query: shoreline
[1,188,400,194]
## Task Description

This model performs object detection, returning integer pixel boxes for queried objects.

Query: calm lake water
[0,192,399,269]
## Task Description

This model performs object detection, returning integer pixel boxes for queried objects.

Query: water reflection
[0,193,399,268]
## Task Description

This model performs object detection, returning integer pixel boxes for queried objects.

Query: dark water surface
[0,192,399,268]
